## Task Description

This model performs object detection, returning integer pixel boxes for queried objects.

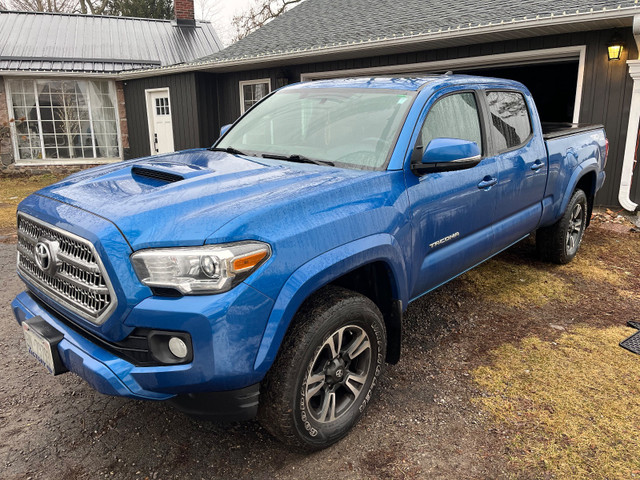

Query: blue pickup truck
[11,75,606,450]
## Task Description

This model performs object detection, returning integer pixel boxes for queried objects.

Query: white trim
[144,87,174,155]
[239,78,271,114]
[300,47,586,80]
[573,46,587,124]
[619,59,640,212]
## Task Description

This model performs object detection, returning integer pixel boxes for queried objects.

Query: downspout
[619,16,640,211]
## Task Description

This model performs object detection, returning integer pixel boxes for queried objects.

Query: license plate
[22,317,67,375]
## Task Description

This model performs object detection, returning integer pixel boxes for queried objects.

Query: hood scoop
[130,160,214,184]
[132,166,184,183]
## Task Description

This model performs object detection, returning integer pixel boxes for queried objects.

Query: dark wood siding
[195,72,220,148]
[123,72,201,158]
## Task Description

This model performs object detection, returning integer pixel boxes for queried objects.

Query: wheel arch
[253,234,408,373]
[554,160,598,226]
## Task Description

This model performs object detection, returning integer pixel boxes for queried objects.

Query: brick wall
[174,0,194,21]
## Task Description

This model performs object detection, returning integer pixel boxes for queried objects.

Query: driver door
[405,89,499,299]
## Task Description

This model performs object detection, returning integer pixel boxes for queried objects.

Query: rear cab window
[485,91,532,152]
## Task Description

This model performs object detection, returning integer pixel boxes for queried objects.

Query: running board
[620,321,640,355]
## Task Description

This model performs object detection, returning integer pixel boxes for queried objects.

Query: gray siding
[123,73,201,159]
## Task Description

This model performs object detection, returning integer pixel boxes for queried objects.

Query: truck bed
[541,122,604,140]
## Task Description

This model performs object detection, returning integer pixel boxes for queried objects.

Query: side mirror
[219,124,233,138]
[411,138,481,175]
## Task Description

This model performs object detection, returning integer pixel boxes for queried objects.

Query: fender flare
[556,159,598,219]
[252,233,408,372]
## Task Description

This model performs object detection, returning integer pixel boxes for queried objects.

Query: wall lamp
[608,35,625,61]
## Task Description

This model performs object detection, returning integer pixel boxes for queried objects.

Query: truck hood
[34,149,374,250]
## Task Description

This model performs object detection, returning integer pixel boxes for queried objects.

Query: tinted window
[486,91,532,151]
[419,92,482,151]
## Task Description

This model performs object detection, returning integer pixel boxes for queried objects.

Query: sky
[196,0,257,46]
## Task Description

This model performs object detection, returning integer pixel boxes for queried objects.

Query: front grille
[17,213,117,325]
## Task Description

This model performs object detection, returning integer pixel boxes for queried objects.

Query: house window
[6,78,121,162]
[239,79,271,114]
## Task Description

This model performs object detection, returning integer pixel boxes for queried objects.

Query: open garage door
[456,61,580,123]
[301,47,586,124]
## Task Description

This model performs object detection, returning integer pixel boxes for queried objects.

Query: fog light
[168,337,188,358]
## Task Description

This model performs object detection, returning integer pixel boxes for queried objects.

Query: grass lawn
[466,222,640,479]
[0,174,65,235]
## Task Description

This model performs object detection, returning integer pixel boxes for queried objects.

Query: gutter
[619,17,640,212]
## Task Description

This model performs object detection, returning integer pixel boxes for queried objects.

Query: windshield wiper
[209,146,246,155]
[261,153,334,166]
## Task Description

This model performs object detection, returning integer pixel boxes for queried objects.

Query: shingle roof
[0,10,223,73]
[196,0,640,64]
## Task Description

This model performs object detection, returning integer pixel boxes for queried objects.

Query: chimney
[174,0,196,27]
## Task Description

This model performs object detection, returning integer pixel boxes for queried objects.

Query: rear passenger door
[484,90,548,251]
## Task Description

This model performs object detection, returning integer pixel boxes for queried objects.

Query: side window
[419,92,483,154]
[486,91,532,151]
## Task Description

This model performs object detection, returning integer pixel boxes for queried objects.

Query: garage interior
[457,61,580,123]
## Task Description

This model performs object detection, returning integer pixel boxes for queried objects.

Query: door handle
[477,177,497,189]
[531,161,544,171]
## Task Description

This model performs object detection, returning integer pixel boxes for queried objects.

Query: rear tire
[536,188,588,264]
[257,286,386,451]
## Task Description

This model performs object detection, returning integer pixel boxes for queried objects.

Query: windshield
[216,88,416,170]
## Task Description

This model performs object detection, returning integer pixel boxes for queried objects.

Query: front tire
[536,188,588,264]
[258,286,387,451]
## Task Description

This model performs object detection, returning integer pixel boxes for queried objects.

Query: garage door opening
[457,61,580,123]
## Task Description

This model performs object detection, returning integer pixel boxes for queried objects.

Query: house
[0,1,222,171]
[2,0,640,211]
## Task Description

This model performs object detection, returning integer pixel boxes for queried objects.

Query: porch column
[619,16,640,211]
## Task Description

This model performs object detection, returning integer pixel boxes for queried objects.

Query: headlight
[131,241,271,295]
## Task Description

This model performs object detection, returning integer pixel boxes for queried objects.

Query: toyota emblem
[34,239,58,275]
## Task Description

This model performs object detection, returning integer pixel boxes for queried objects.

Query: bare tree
[232,0,303,42]
[193,0,220,21]
[77,0,109,14]
[7,0,77,12]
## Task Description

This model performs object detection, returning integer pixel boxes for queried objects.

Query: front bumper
[12,279,275,407]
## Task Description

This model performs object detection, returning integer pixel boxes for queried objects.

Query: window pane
[486,91,532,151]
[86,81,120,158]
[242,82,270,112]
[8,78,119,161]
[420,93,482,150]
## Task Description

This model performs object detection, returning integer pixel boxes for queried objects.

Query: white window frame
[239,78,272,114]
[5,77,124,166]
[144,87,174,155]
[300,46,586,124]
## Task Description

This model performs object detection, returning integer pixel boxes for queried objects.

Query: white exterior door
[146,88,175,155]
